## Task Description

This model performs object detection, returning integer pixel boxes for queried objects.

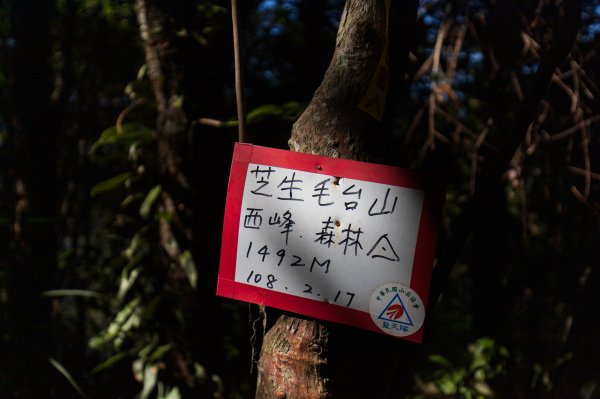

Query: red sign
[217,143,445,342]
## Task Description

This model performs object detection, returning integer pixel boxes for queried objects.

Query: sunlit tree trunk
[256,1,419,397]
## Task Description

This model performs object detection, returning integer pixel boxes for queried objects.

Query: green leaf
[41,289,103,299]
[123,232,147,260]
[96,297,141,349]
[163,387,181,399]
[140,364,158,399]
[89,335,107,350]
[90,123,156,153]
[137,64,147,81]
[149,343,172,363]
[179,250,197,289]
[89,350,135,374]
[118,299,142,333]
[429,354,454,369]
[474,368,486,381]
[281,101,304,118]
[133,357,144,382]
[49,358,88,398]
[474,381,493,396]
[247,104,283,123]
[140,185,162,219]
[438,375,457,395]
[121,193,145,207]
[194,363,208,383]
[118,267,141,301]
[91,172,132,197]
[246,101,304,124]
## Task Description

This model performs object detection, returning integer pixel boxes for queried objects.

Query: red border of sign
[217,143,445,343]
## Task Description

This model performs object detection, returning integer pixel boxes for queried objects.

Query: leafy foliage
[415,338,509,398]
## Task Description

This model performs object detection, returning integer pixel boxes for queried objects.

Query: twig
[551,73,578,113]
[414,55,433,80]
[571,185,587,203]
[196,118,223,128]
[435,130,450,144]
[572,59,600,99]
[435,107,498,151]
[543,114,600,141]
[520,31,541,58]
[231,0,247,143]
[511,71,524,101]
[116,99,146,133]
[403,107,424,146]
[427,93,437,150]
[525,126,541,155]
[432,21,451,75]
[447,24,466,81]
[580,122,591,199]
[568,165,600,182]
[427,20,452,150]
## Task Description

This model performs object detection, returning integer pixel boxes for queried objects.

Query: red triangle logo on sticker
[378,293,414,326]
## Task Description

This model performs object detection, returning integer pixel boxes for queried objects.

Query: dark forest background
[1,0,600,398]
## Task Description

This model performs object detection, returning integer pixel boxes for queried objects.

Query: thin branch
[427,93,437,150]
[426,20,452,151]
[511,71,524,101]
[413,53,433,80]
[543,114,600,141]
[446,24,466,81]
[196,118,224,128]
[116,99,146,133]
[435,130,450,145]
[525,126,541,155]
[403,107,424,146]
[568,165,600,182]
[572,59,600,99]
[231,0,247,143]
[414,55,433,80]
[521,31,541,58]
[551,73,579,113]
[580,123,591,199]
[432,20,452,75]
[435,107,498,151]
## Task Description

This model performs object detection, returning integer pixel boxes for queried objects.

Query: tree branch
[429,0,583,310]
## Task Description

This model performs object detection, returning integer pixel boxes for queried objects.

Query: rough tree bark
[256,1,419,397]
[289,1,388,162]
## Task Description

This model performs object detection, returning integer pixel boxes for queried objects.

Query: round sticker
[369,283,425,337]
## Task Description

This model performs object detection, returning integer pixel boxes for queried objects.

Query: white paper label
[233,163,424,313]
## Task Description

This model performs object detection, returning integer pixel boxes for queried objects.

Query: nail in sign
[217,143,445,343]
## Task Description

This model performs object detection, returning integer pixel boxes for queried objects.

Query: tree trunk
[256,1,419,397]
[135,0,199,387]
[288,0,388,162]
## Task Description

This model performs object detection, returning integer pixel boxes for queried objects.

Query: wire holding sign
[217,143,445,343]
